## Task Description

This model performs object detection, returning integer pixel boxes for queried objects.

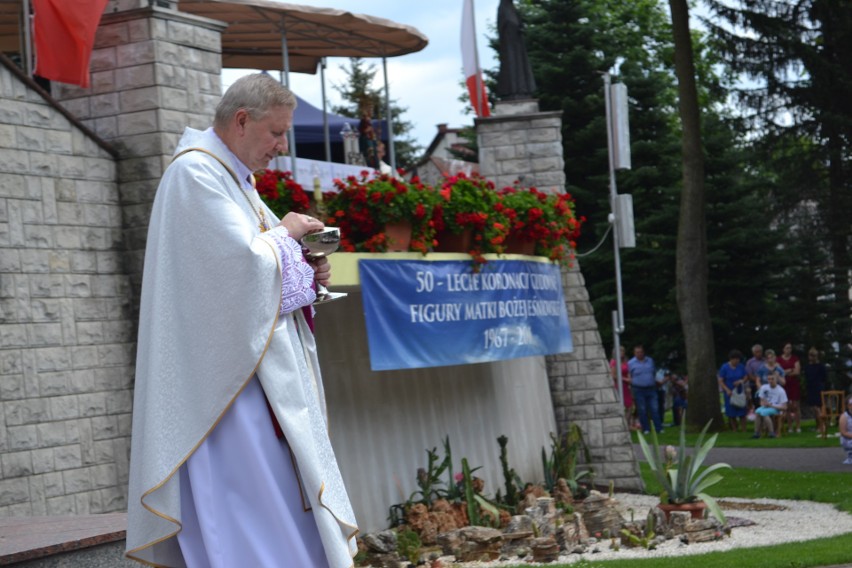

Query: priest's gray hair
[214,73,297,127]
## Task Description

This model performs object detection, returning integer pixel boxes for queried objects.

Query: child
[840,395,852,465]
[752,373,787,439]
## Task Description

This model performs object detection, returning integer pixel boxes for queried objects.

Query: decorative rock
[362,530,398,553]
[531,536,560,563]
[405,500,462,545]
[668,510,691,535]
[649,506,668,536]
[684,516,725,544]
[525,497,559,538]
[500,530,534,556]
[536,496,557,517]
[579,490,622,535]
[462,526,503,544]
[505,515,534,534]
[436,530,463,555]
[551,478,574,509]
[437,526,503,562]
[561,512,589,546]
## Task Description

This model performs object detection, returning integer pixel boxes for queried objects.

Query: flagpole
[22,0,32,77]
[279,14,298,180]
[470,0,483,116]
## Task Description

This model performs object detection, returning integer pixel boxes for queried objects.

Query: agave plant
[636,417,731,523]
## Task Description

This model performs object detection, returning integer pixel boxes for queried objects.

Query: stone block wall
[477,100,642,491]
[0,60,134,516]
[0,5,224,518]
[53,6,225,300]
[476,100,566,192]
[547,264,642,489]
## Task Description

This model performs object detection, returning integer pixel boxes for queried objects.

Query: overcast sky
[222,0,501,152]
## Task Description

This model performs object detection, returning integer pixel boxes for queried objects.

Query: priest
[125,73,358,567]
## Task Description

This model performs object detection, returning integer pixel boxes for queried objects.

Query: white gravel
[451,493,852,566]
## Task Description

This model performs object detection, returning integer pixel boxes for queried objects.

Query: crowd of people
[717,343,830,438]
[611,342,836,437]
[611,342,852,465]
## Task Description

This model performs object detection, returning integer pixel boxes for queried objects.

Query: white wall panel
[315,290,558,532]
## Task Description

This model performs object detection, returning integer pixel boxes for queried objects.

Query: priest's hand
[310,256,331,287]
[279,212,324,240]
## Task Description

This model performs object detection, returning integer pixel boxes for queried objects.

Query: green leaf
[697,492,727,524]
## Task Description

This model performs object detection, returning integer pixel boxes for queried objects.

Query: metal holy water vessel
[300,227,347,304]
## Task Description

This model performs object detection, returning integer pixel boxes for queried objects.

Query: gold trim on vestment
[317,481,361,566]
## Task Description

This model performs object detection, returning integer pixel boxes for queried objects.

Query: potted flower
[497,184,551,255]
[254,169,311,218]
[636,417,731,524]
[534,190,583,265]
[497,184,583,264]
[432,172,510,265]
[323,171,436,253]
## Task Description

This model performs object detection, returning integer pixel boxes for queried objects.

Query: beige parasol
[177,0,428,74]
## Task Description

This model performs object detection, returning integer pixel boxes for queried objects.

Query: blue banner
[359,259,573,371]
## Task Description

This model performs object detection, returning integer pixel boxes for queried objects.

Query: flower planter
[434,228,473,253]
[504,234,536,256]
[657,501,706,521]
[384,220,412,252]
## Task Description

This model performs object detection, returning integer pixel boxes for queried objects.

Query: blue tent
[293,95,388,163]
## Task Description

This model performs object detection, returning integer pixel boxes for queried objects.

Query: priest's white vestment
[126,127,358,567]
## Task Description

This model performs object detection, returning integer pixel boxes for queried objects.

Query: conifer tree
[704,0,852,383]
[516,0,791,406]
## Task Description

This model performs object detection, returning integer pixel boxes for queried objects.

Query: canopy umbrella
[178,0,428,173]
[178,0,427,68]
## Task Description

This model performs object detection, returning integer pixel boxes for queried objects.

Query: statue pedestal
[492,99,540,116]
[475,99,564,192]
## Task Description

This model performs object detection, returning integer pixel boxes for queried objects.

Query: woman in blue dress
[717,349,748,432]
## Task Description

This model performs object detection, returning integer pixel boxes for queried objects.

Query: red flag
[461,0,490,117]
[32,0,110,88]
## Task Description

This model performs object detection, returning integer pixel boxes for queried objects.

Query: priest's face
[235,105,293,171]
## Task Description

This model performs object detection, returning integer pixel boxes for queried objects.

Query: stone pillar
[546,264,642,490]
[476,99,565,191]
[52,5,225,307]
[477,100,642,491]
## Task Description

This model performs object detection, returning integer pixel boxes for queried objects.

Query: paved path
[634,444,851,473]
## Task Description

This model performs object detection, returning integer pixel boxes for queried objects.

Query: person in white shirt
[840,395,852,465]
[752,373,788,439]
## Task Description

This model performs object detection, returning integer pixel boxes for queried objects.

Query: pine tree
[331,58,421,169]
[704,0,852,384]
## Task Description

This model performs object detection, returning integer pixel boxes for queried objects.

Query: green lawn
[641,462,852,514]
[632,417,840,448]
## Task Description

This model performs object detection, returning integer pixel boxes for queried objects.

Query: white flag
[461,0,490,117]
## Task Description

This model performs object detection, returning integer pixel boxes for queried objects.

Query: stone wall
[477,100,642,491]
[476,100,565,192]
[0,60,132,516]
[547,264,642,489]
[0,5,224,517]
[53,5,225,300]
